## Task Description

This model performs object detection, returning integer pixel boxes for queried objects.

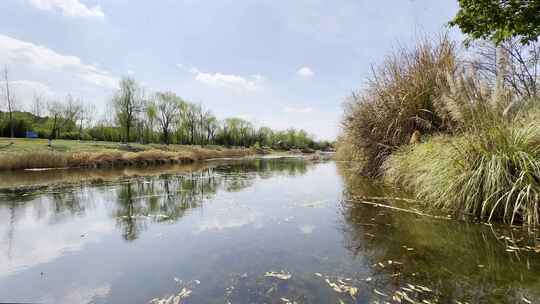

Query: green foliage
[1,77,327,151]
[113,77,143,142]
[450,0,540,45]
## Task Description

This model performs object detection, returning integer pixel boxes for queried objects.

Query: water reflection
[338,162,540,303]
[1,159,539,303]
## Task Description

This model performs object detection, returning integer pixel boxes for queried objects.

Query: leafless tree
[467,39,540,99]
[2,66,14,143]
[78,102,96,140]
[31,94,45,118]
[47,95,82,146]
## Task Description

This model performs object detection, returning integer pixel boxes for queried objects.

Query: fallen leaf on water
[323,277,359,298]
[177,288,192,298]
[264,271,292,280]
[349,287,358,298]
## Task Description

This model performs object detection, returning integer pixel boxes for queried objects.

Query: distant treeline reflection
[0,158,312,241]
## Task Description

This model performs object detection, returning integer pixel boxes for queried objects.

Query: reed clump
[341,35,458,176]
[383,68,540,225]
[385,109,540,225]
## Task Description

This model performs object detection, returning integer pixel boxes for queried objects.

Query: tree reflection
[0,159,315,243]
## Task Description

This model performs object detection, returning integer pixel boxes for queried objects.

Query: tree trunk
[494,45,508,105]
[48,115,58,147]
[3,68,14,143]
[126,123,130,143]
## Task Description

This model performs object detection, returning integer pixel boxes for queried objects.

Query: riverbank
[337,36,540,226]
[0,138,255,170]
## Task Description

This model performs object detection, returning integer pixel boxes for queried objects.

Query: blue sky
[0,0,460,140]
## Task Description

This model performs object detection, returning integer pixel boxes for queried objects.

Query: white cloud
[0,80,55,107]
[2,80,54,96]
[127,69,135,75]
[296,66,314,78]
[29,0,105,19]
[0,34,118,89]
[189,68,263,91]
[284,106,313,114]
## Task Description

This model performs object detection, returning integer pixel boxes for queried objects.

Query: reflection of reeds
[0,148,254,171]
[339,196,540,302]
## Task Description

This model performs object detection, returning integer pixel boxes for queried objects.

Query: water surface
[1,158,539,303]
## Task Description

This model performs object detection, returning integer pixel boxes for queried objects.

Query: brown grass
[340,35,458,176]
[0,147,255,171]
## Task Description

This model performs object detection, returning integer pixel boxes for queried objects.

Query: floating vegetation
[389,283,437,303]
[323,277,358,298]
[312,273,359,300]
[148,278,200,304]
[264,271,292,280]
[280,297,298,304]
[402,245,415,251]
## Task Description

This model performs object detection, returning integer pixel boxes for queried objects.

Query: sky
[0,0,461,140]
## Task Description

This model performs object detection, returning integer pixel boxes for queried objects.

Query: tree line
[1,74,332,151]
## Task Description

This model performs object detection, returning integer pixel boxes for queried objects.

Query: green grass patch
[384,119,540,226]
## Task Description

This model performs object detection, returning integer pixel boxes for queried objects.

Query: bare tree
[468,39,540,99]
[31,94,45,118]
[2,66,14,143]
[47,95,82,147]
[78,103,96,140]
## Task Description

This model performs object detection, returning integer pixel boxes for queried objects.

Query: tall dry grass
[0,147,254,170]
[341,35,458,175]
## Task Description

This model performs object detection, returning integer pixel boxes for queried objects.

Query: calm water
[1,158,540,303]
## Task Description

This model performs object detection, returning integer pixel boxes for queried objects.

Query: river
[0,158,539,303]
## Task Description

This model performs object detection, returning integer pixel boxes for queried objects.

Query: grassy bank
[338,35,540,226]
[384,108,540,225]
[0,138,254,170]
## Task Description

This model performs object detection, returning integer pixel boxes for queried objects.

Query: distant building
[25,131,38,138]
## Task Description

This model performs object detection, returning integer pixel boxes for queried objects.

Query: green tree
[113,77,142,143]
[155,92,183,145]
[450,0,540,45]
[144,101,157,143]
